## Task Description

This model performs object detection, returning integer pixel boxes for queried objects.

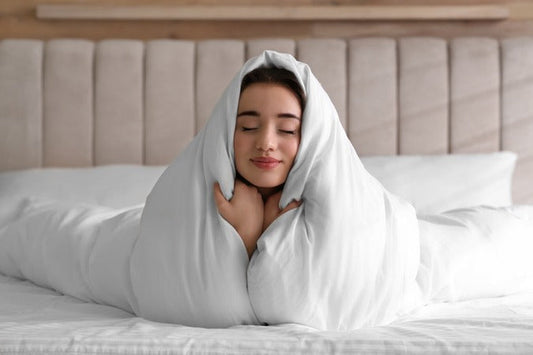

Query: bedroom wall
[2,0,533,40]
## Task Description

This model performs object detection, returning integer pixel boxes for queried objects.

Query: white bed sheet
[1,274,533,354]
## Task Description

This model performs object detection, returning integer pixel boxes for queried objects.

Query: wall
[2,0,533,40]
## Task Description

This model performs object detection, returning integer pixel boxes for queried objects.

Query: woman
[131,50,420,330]
[214,67,304,258]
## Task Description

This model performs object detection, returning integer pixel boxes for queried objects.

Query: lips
[251,157,281,169]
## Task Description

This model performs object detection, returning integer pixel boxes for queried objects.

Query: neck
[236,174,283,202]
[257,185,283,202]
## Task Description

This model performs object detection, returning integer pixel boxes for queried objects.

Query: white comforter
[1,197,533,330]
[1,51,533,331]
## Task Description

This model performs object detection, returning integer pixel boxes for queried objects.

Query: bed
[1,37,533,354]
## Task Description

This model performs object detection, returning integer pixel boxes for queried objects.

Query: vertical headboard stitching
[343,39,350,145]
[91,40,97,167]
[193,41,198,142]
[498,39,504,152]
[446,39,452,154]
[141,42,147,165]
[40,40,45,168]
[395,38,401,156]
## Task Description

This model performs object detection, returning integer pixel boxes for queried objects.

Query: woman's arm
[214,181,264,258]
[214,182,302,258]
[263,191,302,232]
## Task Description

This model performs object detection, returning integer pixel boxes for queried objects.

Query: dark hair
[240,67,306,111]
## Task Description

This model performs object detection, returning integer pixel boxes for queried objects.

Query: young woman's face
[234,82,302,190]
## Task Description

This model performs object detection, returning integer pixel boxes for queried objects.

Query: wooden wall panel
[3,1,533,41]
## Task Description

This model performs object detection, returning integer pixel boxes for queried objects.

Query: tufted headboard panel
[1,37,532,203]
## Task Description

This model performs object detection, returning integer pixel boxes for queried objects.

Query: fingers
[234,179,259,196]
[217,180,302,236]
[281,199,302,214]
[216,180,247,204]
[265,190,302,215]
[213,182,229,212]
[264,190,282,210]
[233,179,248,197]
[234,179,263,205]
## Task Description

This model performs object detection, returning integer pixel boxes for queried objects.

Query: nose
[256,126,276,152]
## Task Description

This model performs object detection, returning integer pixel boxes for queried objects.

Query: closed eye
[241,127,257,131]
[279,130,296,135]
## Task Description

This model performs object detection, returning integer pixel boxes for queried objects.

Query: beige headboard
[1,37,532,203]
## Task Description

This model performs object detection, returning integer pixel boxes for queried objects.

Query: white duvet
[1,51,533,331]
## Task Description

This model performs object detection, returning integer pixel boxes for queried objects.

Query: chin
[252,182,280,189]
[237,170,288,190]
[251,177,285,188]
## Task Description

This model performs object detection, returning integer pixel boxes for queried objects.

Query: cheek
[233,132,249,161]
[282,138,300,163]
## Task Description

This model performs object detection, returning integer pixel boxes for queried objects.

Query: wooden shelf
[36,4,509,21]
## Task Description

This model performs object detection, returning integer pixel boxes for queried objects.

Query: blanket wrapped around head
[130,50,421,330]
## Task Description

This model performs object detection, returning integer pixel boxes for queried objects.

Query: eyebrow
[236,110,259,117]
[237,110,301,120]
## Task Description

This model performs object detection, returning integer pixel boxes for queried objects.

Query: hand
[263,191,302,232]
[214,180,264,258]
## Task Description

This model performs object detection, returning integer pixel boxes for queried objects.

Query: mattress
[1,273,533,354]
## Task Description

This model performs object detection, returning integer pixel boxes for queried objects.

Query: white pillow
[417,205,533,303]
[361,152,516,214]
[0,165,165,227]
[0,152,516,225]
